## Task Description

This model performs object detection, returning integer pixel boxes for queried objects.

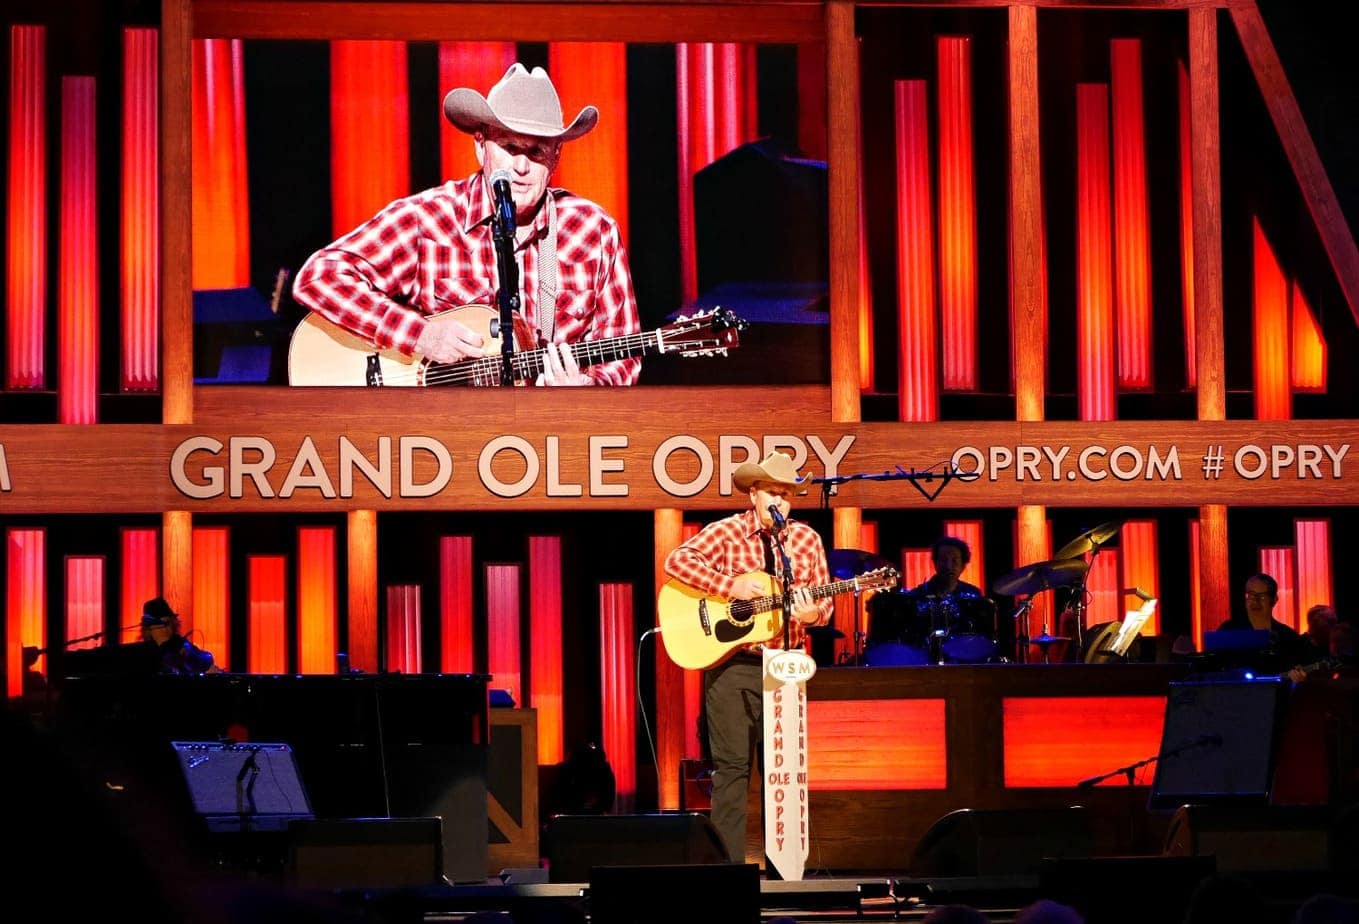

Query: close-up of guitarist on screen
[662,451,832,865]
[291,62,641,386]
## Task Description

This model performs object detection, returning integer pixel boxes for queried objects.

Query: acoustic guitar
[657,566,900,670]
[287,304,745,386]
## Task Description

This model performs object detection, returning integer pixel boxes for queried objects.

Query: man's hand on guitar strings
[537,341,593,386]
[414,318,486,363]
[790,587,820,625]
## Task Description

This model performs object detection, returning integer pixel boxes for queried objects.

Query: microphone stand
[1076,734,1223,851]
[492,203,519,386]
[1076,734,1223,788]
[772,525,794,653]
[812,463,981,508]
[235,745,262,831]
[1012,596,1034,664]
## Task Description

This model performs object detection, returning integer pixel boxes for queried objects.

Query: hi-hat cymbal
[1054,521,1122,560]
[1032,633,1071,646]
[827,548,894,580]
[993,558,1089,596]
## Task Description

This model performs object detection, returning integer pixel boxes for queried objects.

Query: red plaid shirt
[292,172,641,385]
[664,508,832,653]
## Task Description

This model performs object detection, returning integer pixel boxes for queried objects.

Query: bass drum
[863,640,930,667]
[939,596,1000,663]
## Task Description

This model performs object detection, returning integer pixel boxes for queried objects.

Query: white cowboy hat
[442,63,597,141]
[733,451,810,494]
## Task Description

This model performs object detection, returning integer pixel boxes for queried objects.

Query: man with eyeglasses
[1216,572,1311,670]
[294,63,641,386]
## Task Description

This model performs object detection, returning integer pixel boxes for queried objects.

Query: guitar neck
[430,329,661,385]
[748,576,881,616]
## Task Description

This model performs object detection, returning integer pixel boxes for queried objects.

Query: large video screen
[191,40,829,389]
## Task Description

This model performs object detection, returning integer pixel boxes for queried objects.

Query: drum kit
[834,520,1123,667]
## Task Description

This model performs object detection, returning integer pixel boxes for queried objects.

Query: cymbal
[1032,633,1071,646]
[993,558,1089,596]
[1054,521,1122,560]
[827,548,894,580]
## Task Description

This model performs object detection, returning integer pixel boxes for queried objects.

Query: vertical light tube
[121,27,160,391]
[7,529,47,698]
[600,582,637,814]
[1252,216,1291,420]
[486,563,522,706]
[120,527,161,643]
[297,526,337,674]
[59,76,99,424]
[936,36,978,391]
[385,584,422,673]
[1110,38,1152,389]
[330,41,410,238]
[1076,82,1116,421]
[894,79,938,422]
[1293,519,1332,619]
[1120,520,1160,636]
[1177,57,1197,388]
[439,535,475,673]
[1083,551,1120,629]
[65,556,106,651]
[247,554,287,674]
[529,536,565,765]
[1291,288,1326,390]
[192,526,231,672]
[191,39,250,288]
[549,43,629,246]
[7,25,47,390]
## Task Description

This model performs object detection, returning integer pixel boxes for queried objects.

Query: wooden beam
[161,0,193,424]
[1008,5,1046,421]
[827,0,862,424]
[653,508,685,809]
[163,510,193,620]
[347,509,378,672]
[1188,8,1226,421]
[1229,1,1359,328]
[1198,503,1229,631]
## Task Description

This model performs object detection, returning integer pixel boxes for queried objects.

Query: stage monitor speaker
[1148,679,1288,810]
[286,817,443,889]
[1163,804,1334,872]
[544,813,730,883]
[908,806,1095,878]
[170,741,312,834]
[1039,855,1215,924]
[588,863,760,924]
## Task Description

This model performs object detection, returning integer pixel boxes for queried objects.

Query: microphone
[768,504,787,532]
[1123,586,1155,602]
[490,168,516,234]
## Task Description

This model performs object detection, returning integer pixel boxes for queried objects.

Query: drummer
[913,536,985,603]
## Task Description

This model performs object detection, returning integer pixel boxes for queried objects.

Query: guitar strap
[762,530,778,580]
[535,192,559,344]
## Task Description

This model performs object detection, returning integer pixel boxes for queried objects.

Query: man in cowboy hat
[664,451,831,863]
[293,63,640,385]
